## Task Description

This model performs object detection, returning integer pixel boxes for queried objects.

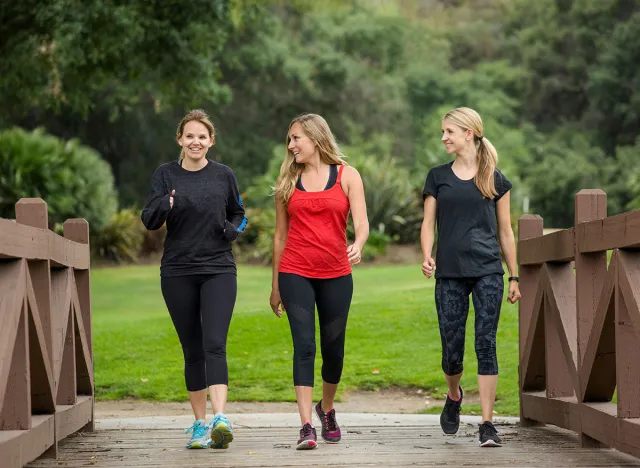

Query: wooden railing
[518,189,640,458]
[0,199,94,467]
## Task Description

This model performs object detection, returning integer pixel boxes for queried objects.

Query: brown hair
[274,113,347,205]
[442,107,498,199]
[176,109,215,161]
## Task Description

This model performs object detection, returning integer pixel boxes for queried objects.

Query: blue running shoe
[210,413,234,449]
[185,419,211,449]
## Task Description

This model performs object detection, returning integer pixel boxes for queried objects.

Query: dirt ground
[95,387,480,419]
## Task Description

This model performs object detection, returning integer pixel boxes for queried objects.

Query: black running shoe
[440,387,463,434]
[479,421,502,447]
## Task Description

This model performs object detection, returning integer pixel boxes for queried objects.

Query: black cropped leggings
[434,274,503,376]
[279,273,353,387]
[160,273,236,391]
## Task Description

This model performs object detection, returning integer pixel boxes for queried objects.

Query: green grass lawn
[93,264,520,416]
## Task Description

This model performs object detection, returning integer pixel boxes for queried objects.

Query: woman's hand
[508,280,521,304]
[270,289,284,318]
[422,257,436,278]
[169,189,175,209]
[347,244,362,265]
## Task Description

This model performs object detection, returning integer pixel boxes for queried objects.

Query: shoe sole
[321,437,341,444]
[296,440,318,450]
[480,439,502,447]
[187,440,211,449]
[211,423,233,448]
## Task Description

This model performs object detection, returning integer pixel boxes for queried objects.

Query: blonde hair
[274,113,347,204]
[442,107,498,199]
[176,109,215,161]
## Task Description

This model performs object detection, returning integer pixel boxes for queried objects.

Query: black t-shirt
[423,161,512,279]
[141,159,247,277]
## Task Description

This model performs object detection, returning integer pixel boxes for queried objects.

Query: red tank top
[279,164,351,279]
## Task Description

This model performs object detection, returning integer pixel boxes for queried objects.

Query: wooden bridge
[1,192,639,467]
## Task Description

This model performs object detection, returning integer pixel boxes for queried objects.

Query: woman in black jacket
[141,109,247,450]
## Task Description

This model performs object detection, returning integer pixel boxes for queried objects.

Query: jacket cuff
[223,220,238,241]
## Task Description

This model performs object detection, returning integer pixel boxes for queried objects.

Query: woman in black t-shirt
[420,107,520,447]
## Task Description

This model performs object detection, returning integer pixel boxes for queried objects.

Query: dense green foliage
[0,127,117,229]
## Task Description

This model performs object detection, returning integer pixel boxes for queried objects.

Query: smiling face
[441,119,473,155]
[287,122,318,164]
[178,120,214,162]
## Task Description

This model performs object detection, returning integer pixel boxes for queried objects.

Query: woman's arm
[420,196,437,277]
[496,191,521,303]
[141,170,171,230]
[343,166,369,264]
[224,170,247,241]
[270,197,289,317]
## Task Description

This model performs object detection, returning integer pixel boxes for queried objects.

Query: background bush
[0,127,118,229]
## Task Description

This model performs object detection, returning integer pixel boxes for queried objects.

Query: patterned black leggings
[435,274,504,376]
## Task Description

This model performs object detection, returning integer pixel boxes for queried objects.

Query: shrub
[0,127,118,229]
[91,208,145,264]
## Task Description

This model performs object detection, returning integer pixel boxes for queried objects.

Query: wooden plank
[518,215,543,358]
[520,391,578,430]
[26,270,56,414]
[0,414,55,468]
[581,402,617,448]
[0,219,49,261]
[615,275,640,419]
[574,190,608,375]
[48,232,90,270]
[0,298,30,431]
[577,209,640,253]
[618,418,640,459]
[26,261,53,375]
[56,313,76,406]
[50,269,72,389]
[24,423,640,467]
[71,283,94,393]
[617,250,640,341]
[0,219,89,269]
[520,273,546,392]
[579,251,617,402]
[0,260,26,410]
[519,228,575,265]
[544,264,579,397]
[55,396,93,440]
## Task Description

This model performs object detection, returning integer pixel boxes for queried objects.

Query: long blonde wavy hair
[442,107,499,199]
[274,113,347,204]
[176,109,215,162]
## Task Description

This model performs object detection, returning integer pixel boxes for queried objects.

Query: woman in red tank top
[269,113,369,450]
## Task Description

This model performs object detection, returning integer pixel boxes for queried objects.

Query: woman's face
[287,122,317,164]
[441,120,471,155]
[178,120,214,162]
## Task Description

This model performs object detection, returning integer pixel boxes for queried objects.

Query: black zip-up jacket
[141,159,247,277]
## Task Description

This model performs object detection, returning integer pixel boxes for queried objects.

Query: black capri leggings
[161,273,236,391]
[279,273,353,387]
[434,274,503,376]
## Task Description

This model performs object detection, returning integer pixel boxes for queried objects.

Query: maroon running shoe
[297,422,318,450]
[315,400,342,443]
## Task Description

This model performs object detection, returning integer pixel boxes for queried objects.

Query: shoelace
[300,424,314,438]
[323,411,337,431]
[482,423,498,437]
[185,421,206,438]
[444,398,461,418]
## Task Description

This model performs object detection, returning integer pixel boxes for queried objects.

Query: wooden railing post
[518,214,543,426]
[574,190,608,448]
[63,218,94,432]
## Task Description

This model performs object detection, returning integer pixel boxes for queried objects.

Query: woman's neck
[182,157,208,171]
